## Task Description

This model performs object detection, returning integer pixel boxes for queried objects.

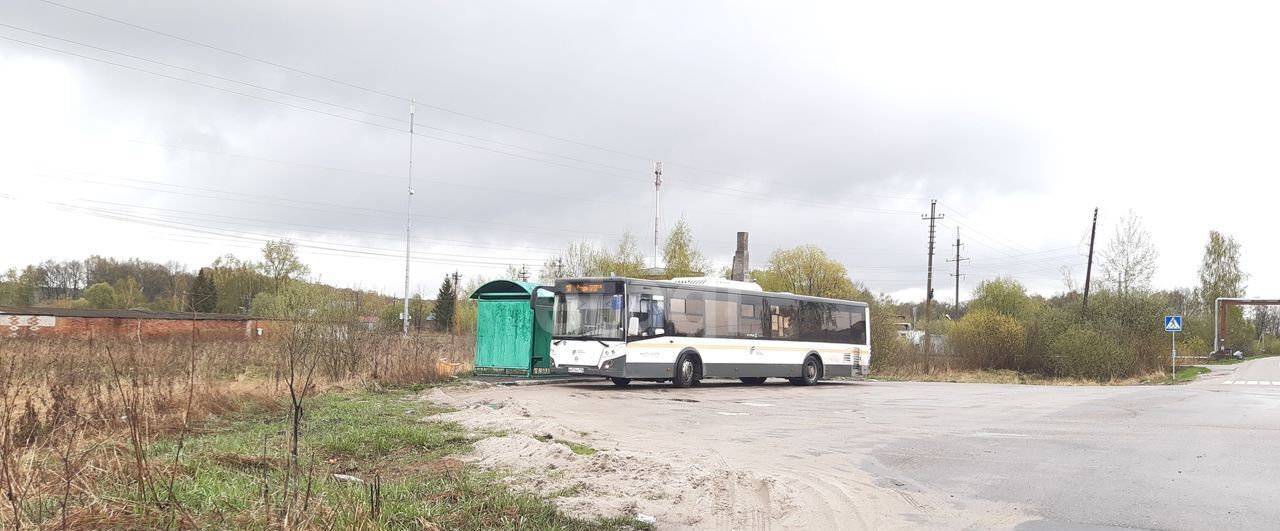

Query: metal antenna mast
[402,101,415,336]
[653,161,663,269]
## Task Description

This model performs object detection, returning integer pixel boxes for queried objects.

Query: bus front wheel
[673,353,701,388]
[610,378,631,387]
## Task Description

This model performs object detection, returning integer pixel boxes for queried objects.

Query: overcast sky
[2,0,1278,302]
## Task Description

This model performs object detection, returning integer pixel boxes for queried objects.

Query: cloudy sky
[2,0,1278,302]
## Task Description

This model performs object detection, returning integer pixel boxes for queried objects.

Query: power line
[35,0,409,102]
[33,0,934,205]
[940,204,1038,255]
[33,170,626,239]
[36,199,542,268]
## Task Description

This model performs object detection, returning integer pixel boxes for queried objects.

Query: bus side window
[740,295,764,339]
[650,295,666,335]
[767,300,797,339]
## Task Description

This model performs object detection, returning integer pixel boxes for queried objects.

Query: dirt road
[425,362,1280,530]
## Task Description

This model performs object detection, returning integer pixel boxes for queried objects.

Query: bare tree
[1059,265,1078,293]
[1099,211,1158,296]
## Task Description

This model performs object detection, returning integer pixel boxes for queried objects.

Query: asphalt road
[471,357,1280,530]
[1204,355,1280,386]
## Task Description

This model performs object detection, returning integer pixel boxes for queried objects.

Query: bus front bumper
[552,355,628,378]
[551,356,674,379]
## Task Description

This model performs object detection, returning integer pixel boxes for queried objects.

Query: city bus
[541,277,870,387]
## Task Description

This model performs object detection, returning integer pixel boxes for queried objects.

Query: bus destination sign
[564,282,605,294]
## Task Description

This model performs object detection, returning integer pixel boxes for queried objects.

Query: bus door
[738,294,768,366]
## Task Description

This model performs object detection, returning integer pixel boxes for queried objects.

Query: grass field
[0,335,648,530]
[867,368,1174,386]
[1171,366,1212,383]
[138,390,638,530]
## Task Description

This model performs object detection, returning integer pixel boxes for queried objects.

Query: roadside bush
[869,310,917,373]
[1250,336,1280,355]
[948,309,1026,370]
[1045,326,1126,380]
[1023,305,1078,373]
[968,278,1032,319]
[1181,336,1209,358]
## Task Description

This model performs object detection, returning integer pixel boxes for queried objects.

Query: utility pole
[1082,207,1098,310]
[947,227,968,317]
[922,200,945,326]
[922,199,944,360]
[653,161,663,269]
[518,265,529,282]
[402,101,415,337]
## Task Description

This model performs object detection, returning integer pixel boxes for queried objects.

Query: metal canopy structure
[1214,297,1280,352]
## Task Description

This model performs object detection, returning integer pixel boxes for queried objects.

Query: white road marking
[716,411,749,416]
[737,402,774,407]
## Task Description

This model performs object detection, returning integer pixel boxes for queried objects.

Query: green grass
[69,389,646,530]
[1172,366,1212,383]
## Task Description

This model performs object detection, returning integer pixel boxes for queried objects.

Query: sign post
[1164,316,1183,377]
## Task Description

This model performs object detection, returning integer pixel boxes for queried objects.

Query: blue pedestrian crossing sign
[1164,316,1183,332]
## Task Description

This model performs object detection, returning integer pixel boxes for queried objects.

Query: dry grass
[0,331,475,530]
[869,366,1182,386]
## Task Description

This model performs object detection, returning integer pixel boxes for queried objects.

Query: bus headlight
[602,360,613,370]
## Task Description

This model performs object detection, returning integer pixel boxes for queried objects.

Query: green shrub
[1181,336,1209,357]
[869,311,918,372]
[1044,326,1125,379]
[948,309,1026,370]
[1255,336,1280,355]
[968,278,1032,319]
[83,282,118,309]
[1024,305,1079,373]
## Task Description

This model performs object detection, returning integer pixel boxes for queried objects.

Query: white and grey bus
[541,277,870,387]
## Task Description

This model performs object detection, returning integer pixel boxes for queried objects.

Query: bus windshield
[554,292,624,340]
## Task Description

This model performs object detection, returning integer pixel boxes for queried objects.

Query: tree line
[1,239,475,335]
[4,211,1263,363]
[530,212,1260,380]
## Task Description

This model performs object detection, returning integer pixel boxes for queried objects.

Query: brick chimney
[730,232,749,281]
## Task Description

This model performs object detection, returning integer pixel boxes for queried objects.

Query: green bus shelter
[470,280,554,377]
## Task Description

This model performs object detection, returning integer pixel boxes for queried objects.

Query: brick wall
[3,314,270,341]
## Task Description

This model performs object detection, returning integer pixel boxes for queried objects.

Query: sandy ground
[422,383,1029,530]
[421,362,1280,530]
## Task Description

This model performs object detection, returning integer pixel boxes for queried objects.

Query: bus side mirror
[628,316,640,336]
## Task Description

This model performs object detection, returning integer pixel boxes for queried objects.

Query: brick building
[1,306,270,341]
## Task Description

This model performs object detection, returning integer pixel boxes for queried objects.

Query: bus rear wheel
[672,352,701,388]
[790,356,821,386]
[739,377,766,385]
[610,378,631,387]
